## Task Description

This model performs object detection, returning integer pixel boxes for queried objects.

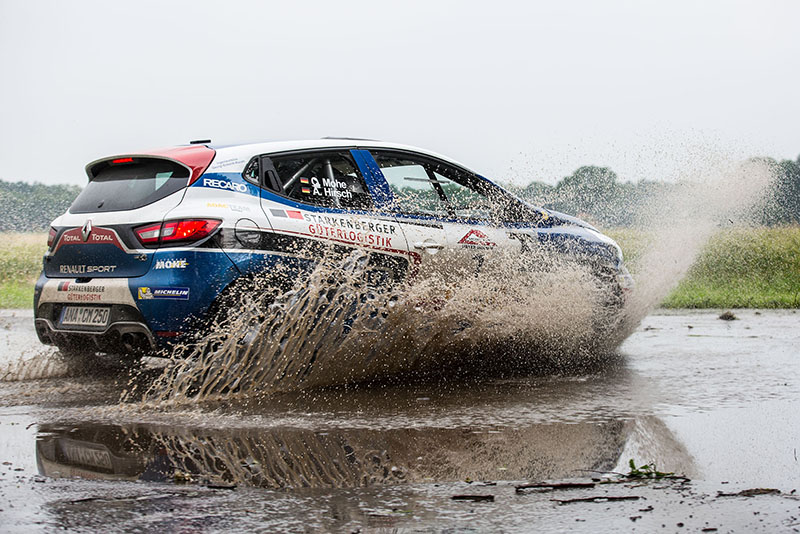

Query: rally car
[34,139,633,357]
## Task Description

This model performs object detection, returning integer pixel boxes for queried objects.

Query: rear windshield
[70,158,190,214]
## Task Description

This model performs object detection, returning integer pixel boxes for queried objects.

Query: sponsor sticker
[201,178,249,194]
[458,229,496,248]
[307,224,394,248]
[138,287,190,300]
[269,209,304,220]
[206,202,250,212]
[59,264,117,274]
[56,281,106,302]
[209,157,245,169]
[303,214,397,235]
[54,227,124,253]
[154,258,189,270]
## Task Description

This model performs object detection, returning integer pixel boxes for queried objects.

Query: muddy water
[2,309,800,532]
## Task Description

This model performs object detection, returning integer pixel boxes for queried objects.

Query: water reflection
[36,414,691,488]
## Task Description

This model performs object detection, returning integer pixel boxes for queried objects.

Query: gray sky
[1,0,798,186]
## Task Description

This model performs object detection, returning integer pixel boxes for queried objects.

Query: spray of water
[0,156,775,398]
[623,157,774,323]
[118,156,777,404]
[131,248,618,404]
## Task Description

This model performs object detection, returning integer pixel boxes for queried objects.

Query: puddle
[2,310,800,532]
[35,418,640,488]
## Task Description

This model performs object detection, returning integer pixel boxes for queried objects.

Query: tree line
[0,180,81,232]
[0,153,797,231]
[509,155,800,227]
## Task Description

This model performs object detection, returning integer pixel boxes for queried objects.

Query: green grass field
[660,227,800,308]
[611,226,800,309]
[1,228,798,309]
[0,233,47,308]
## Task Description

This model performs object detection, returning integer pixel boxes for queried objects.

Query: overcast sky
[1,0,798,186]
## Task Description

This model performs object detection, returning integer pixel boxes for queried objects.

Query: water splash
[622,157,774,324]
[127,156,775,404]
[134,247,621,404]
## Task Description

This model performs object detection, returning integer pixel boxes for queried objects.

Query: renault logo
[81,219,93,242]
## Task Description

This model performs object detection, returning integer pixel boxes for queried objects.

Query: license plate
[61,441,114,470]
[60,306,110,327]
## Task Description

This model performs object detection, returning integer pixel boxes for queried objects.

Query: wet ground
[1,309,799,532]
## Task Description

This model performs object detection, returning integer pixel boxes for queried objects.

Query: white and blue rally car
[34,139,633,357]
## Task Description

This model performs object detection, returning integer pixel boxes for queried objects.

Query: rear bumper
[35,304,157,354]
[34,277,159,351]
[33,249,248,354]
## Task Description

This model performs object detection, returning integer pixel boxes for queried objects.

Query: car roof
[205,139,473,172]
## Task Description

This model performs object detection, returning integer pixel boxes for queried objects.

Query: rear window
[70,158,190,214]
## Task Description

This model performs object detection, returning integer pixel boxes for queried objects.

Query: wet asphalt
[1,309,799,532]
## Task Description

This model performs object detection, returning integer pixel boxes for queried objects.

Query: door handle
[413,241,445,251]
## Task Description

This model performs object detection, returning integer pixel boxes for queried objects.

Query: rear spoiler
[85,145,216,184]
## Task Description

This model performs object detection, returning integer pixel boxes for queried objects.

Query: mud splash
[2,157,774,399]
[622,157,774,324]
[124,158,775,404]
[134,250,617,404]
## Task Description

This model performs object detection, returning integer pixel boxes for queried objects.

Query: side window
[372,153,450,217]
[432,163,525,222]
[431,168,491,220]
[267,151,373,210]
[242,158,259,185]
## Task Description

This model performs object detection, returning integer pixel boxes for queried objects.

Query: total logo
[62,233,113,243]
[202,178,249,193]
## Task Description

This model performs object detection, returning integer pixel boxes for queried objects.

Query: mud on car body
[34,139,633,357]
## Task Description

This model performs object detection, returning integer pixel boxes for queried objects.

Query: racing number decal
[473,254,485,276]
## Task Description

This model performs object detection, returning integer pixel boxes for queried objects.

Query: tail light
[135,219,221,247]
[47,227,57,249]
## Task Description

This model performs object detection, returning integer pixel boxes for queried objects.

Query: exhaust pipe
[121,332,146,354]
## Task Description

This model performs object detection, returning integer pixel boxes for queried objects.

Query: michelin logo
[138,287,190,300]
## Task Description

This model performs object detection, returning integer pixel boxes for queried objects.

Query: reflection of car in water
[37,418,668,488]
[33,139,633,358]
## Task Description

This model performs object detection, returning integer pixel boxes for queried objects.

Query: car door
[363,151,451,281]
[252,149,410,285]
[366,150,521,283]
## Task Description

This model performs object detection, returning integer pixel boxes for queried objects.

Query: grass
[662,227,800,308]
[0,233,47,308]
[611,226,800,309]
[1,228,798,309]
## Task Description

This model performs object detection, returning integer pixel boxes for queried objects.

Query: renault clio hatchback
[34,139,633,357]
